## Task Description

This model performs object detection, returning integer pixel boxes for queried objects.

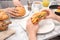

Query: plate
[20,19,55,34]
[49,1,60,9]
[37,19,55,34]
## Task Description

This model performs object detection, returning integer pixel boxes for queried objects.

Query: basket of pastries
[0,9,11,31]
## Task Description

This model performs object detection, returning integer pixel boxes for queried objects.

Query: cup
[32,1,43,13]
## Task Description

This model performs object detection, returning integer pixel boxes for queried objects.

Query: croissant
[0,9,9,20]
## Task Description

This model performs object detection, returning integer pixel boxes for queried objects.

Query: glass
[32,1,43,13]
[42,0,50,7]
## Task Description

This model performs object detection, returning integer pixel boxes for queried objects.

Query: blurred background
[0,0,54,8]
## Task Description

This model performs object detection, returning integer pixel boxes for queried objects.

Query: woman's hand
[26,19,39,40]
[43,9,57,20]
[45,9,60,22]
[26,19,39,34]
[5,8,19,18]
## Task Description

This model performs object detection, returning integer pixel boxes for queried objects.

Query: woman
[26,9,60,40]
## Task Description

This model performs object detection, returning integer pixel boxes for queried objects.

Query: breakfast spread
[31,10,48,24]
[15,7,26,17]
[0,0,59,34]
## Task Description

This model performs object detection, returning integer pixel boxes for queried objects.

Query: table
[6,6,60,40]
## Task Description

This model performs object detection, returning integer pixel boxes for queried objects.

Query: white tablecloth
[6,6,60,40]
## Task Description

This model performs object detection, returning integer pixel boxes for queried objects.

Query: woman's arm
[13,0,23,7]
[26,19,39,40]
[28,33,37,40]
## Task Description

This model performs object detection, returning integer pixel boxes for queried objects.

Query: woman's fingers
[10,14,16,18]
[7,8,20,17]
[8,8,17,13]
[8,10,18,16]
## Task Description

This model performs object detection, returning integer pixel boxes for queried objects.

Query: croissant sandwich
[31,10,48,24]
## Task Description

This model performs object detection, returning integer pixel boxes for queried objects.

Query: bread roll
[15,7,26,17]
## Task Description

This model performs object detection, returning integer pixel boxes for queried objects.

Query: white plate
[20,19,55,34]
[37,19,55,34]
